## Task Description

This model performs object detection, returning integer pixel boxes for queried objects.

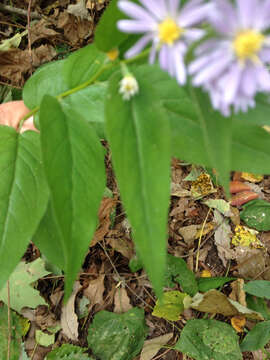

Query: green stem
[19,47,151,128]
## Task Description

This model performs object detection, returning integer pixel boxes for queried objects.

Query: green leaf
[0,127,49,289]
[246,295,270,320]
[152,291,187,321]
[166,254,198,296]
[61,83,107,138]
[240,199,270,231]
[94,0,128,52]
[244,280,270,299]
[189,88,232,195]
[240,321,270,352]
[23,59,69,110]
[63,44,107,88]
[39,96,106,299]
[46,344,90,360]
[32,201,65,271]
[235,94,270,127]
[87,308,147,360]
[0,258,49,312]
[105,65,171,298]
[175,319,242,360]
[197,277,235,293]
[0,305,23,360]
[231,120,270,174]
[35,330,55,347]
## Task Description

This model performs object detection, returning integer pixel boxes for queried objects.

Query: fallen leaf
[61,281,81,340]
[232,225,263,249]
[171,182,191,197]
[67,0,92,20]
[107,237,134,259]
[92,197,117,247]
[31,19,58,44]
[0,258,49,313]
[114,287,132,313]
[191,173,216,199]
[203,199,232,216]
[140,333,173,360]
[213,210,234,267]
[231,315,246,333]
[229,279,246,306]
[230,191,259,206]
[234,247,266,279]
[191,290,263,320]
[152,291,187,321]
[57,11,92,45]
[230,181,251,194]
[83,275,105,311]
[241,172,263,183]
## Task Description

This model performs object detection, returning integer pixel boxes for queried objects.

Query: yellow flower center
[158,18,183,45]
[233,30,265,62]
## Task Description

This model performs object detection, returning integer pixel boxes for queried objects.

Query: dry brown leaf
[140,333,173,360]
[178,224,199,246]
[31,19,58,43]
[213,210,234,267]
[171,182,190,197]
[67,0,92,20]
[83,274,105,310]
[60,282,81,340]
[57,11,92,45]
[107,237,134,259]
[91,197,117,247]
[191,289,263,320]
[114,287,132,313]
[229,279,246,306]
[0,45,56,85]
[235,247,266,279]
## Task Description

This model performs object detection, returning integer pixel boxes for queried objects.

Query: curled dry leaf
[231,315,246,333]
[114,287,132,314]
[61,282,81,341]
[140,333,173,360]
[230,181,251,194]
[83,274,105,311]
[230,191,259,206]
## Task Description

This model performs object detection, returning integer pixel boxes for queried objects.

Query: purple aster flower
[189,0,270,116]
[117,0,212,84]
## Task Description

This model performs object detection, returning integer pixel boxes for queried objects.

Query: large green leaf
[105,66,171,298]
[39,96,106,299]
[240,321,270,351]
[61,83,107,138]
[46,344,90,360]
[23,59,69,110]
[32,201,65,271]
[0,127,49,289]
[232,121,270,174]
[244,280,270,299]
[62,44,108,88]
[175,319,242,360]
[94,0,128,52]
[88,308,147,360]
[235,95,270,126]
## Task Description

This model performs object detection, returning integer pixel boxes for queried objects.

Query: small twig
[195,208,212,273]
[27,0,33,75]
[7,280,11,360]
[0,4,41,19]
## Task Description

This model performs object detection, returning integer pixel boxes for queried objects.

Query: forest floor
[0,1,269,359]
